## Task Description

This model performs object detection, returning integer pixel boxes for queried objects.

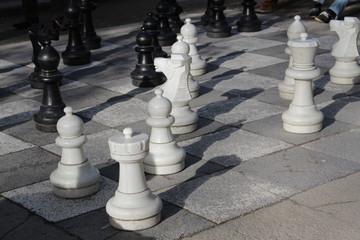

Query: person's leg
[309,0,324,18]
[315,0,348,23]
[328,0,348,15]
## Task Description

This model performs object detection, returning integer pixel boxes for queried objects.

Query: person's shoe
[13,18,39,30]
[257,0,278,14]
[315,9,336,23]
[309,7,321,19]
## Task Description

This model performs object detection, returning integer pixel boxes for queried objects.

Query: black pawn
[165,0,184,33]
[201,0,213,26]
[131,27,164,87]
[62,0,91,66]
[206,0,231,38]
[29,25,43,89]
[143,12,168,59]
[34,40,66,132]
[236,0,262,32]
[156,0,177,46]
[78,0,102,50]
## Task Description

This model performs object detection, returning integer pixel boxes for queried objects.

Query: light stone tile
[95,77,154,96]
[42,129,120,165]
[0,99,40,127]
[0,132,34,155]
[196,97,285,126]
[159,170,296,224]
[179,128,293,167]
[213,36,284,51]
[2,177,117,222]
[303,128,360,163]
[0,59,21,71]
[238,26,282,37]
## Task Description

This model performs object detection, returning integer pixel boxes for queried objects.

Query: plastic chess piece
[78,0,102,50]
[279,15,307,100]
[206,0,231,38]
[106,128,162,231]
[155,36,198,134]
[131,27,165,87]
[144,89,186,175]
[165,0,184,33]
[181,18,207,76]
[50,106,100,198]
[62,0,91,66]
[236,0,262,32]
[156,0,177,46]
[143,12,168,58]
[201,0,213,26]
[282,33,323,134]
[329,17,360,85]
[34,39,66,132]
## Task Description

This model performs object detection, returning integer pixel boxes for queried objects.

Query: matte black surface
[143,12,168,59]
[201,0,213,26]
[165,0,184,33]
[79,0,102,50]
[236,0,262,32]
[155,0,177,46]
[205,0,231,38]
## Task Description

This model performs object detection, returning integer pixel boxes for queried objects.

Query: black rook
[206,0,231,38]
[236,0,262,32]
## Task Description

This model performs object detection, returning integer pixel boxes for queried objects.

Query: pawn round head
[171,35,189,55]
[143,12,158,31]
[148,88,172,118]
[136,27,153,46]
[294,15,301,21]
[180,18,197,39]
[57,107,84,138]
[38,40,60,72]
[156,0,170,13]
[65,0,80,20]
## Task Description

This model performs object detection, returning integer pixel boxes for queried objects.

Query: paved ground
[1,1,360,240]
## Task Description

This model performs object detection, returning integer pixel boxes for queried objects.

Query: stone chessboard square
[212,36,284,52]
[237,26,282,38]
[241,114,353,145]
[159,170,297,224]
[0,59,21,72]
[57,60,107,74]
[303,129,360,164]
[179,128,293,167]
[192,64,241,84]
[0,88,24,104]
[196,97,285,126]
[2,177,117,223]
[0,41,32,64]
[234,146,360,191]
[314,74,360,95]
[0,147,59,193]
[249,44,288,60]
[315,53,335,72]
[0,131,34,156]
[0,66,33,87]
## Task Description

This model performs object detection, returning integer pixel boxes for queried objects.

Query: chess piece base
[52,182,99,198]
[62,50,91,66]
[206,29,231,38]
[171,122,197,134]
[329,61,360,85]
[35,122,57,132]
[29,72,43,89]
[236,20,262,32]
[82,35,102,50]
[131,71,165,87]
[109,213,161,231]
[190,68,206,77]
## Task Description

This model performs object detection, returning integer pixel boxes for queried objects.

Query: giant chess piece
[155,36,198,134]
[181,18,207,76]
[206,0,231,38]
[34,40,66,132]
[143,12,168,58]
[62,0,91,66]
[106,128,162,230]
[201,0,213,26]
[144,89,186,175]
[50,106,100,198]
[236,0,262,32]
[329,17,360,85]
[131,27,164,87]
[165,0,184,33]
[156,0,177,46]
[282,33,323,134]
[279,15,307,100]
[29,25,44,89]
[78,0,102,50]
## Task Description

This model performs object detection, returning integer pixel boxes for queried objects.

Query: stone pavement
[1,3,360,240]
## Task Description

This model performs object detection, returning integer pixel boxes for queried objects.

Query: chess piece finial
[236,0,262,32]
[50,106,100,198]
[181,18,207,76]
[106,128,162,230]
[144,89,186,174]
[156,0,177,46]
[206,0,231,38]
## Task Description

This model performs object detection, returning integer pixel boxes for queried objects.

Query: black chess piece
[156,0,177,46]
[165,0,184,33]
[131,27,165,87]
[78,0,102,50]
[236,0,262,32]
[206,0,231,38]
[34,39,66,132]
[62,0,91,66]
[143,12,168,59]
[201,0,213,26]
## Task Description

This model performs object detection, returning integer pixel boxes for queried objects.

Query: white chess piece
[106,128,162,231]
[144,89,186,175]
[50,106,100,198]
[282,33,323,134]
[329,17,360,84]
[155,36,198,134]
[181,18,207,77]
[279,15,307,100]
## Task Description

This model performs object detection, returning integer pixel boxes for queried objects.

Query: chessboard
[1,9,360,240]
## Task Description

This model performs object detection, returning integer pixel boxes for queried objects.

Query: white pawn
[279,15,307,100]
[155,36,198,134]
[181,18,207,77]
[106,128,162,231]
[144,89,186,175]
[50,107,100,198]
[282,33,323,134]
[329,17,360,84]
